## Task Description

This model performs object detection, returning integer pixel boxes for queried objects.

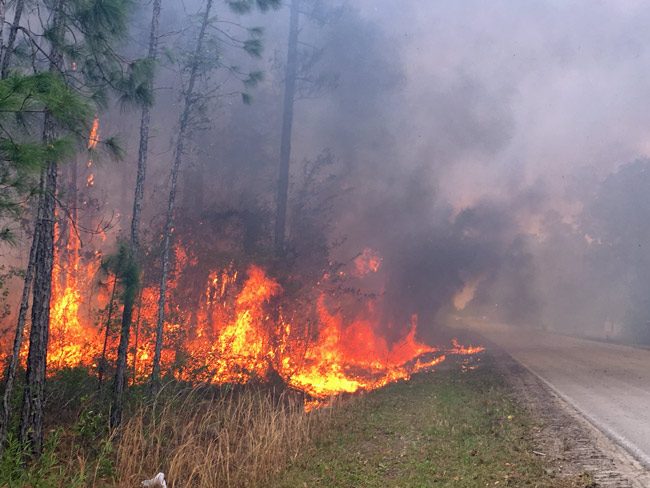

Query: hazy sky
[351,0,650,222]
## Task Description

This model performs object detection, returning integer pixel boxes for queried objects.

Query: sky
[352,0,650,219]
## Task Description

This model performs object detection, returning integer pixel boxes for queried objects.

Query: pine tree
[148,0,281,394]
[274,0,300,256]
[148,0,216,397]
[111,0,163,429]
[0,74,91,458]
[274,0,340,255]
[12,0,146,456]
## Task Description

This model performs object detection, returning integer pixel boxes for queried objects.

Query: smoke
[11,0,650,345]
[299,0,650,343]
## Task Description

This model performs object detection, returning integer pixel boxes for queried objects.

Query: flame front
[3,237,483,407]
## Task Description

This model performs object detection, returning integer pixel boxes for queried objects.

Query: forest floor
[4,335,646,487]
[272,352,598,488]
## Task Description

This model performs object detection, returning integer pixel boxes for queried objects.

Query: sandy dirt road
[475,326,650,470]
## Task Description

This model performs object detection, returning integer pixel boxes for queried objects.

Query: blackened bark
[150,0,213,392]
[109,289,133,427]
[19,137,57,456]
[274,0,300,255]
[97,276,118,389]
[131,289,143,385]
[0,177,42,452]
[18,0,64,457]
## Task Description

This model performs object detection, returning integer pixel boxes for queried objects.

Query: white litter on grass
[142,472,167,487]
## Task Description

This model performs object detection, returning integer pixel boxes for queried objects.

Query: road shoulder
[491,344,650,488]
[273,353,592,487]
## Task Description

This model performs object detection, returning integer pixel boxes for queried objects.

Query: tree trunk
[110,0,163,428]
[0,176,43,452]
[19,139,57,457]
[1,0,26,79]
[97,276,118,389]
[18,0,64,457]
[131,288,144,385]
[0,0,5,65]
[109,286,133,427]
[150,0,213,392]
[130,0,161,251]
[274,0,300,256]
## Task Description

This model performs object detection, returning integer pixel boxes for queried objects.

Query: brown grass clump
[114,387,325,488]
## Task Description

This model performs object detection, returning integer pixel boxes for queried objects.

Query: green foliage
[100,135,125,161]
[0,432,86,488]
[101,242,140,304]
[0,73,90,130]
[52,0,152,111]
[243,38,264,58]
[227,0,282,14]
[0,72,93,242]
[115,58,155,110]
[172,0,279,122]
[243,70,264,87]
[0,368,116,485]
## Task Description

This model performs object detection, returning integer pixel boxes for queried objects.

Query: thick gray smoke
[21,0,650,344]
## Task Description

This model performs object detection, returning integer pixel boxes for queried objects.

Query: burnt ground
[491,344,650,487]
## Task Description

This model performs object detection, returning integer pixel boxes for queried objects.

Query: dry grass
[114,386,327,488]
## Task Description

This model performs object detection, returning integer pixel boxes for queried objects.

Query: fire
[84,116,99,188]
[2,237,484,407]
[450,338,485,356]
[47,225,104,371]
[354,248,382,276]
[87,116,100,150]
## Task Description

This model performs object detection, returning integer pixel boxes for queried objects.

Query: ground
[273,353,595,487]
[478,326,650,488]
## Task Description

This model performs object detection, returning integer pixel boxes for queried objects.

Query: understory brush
[0,371,330,488]
[115,386,326,487]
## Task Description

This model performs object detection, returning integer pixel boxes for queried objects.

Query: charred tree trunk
[1,0,26,78]
[18,0,64,457]
[150,0,213,392]
[97,276,118,389]
[110,285,133,427]
[19,140,57,457]
[131,288,144,385]
[111,0,163,428]
[0,176,43,452]
[274,0,300,256]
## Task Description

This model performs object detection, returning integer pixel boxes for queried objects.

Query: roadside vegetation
[0,372,327,487]
[274,355,594,488]
[0,354,596,487]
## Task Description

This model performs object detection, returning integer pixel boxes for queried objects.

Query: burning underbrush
[3,226,483,409]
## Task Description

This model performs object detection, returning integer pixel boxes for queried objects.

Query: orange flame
[354,248,382,276]
[87,116,100,150]
[2,238,484,408]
